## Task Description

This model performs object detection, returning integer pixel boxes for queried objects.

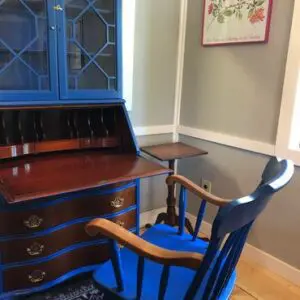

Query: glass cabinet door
[0,0,58,102]
[57,0,121,100]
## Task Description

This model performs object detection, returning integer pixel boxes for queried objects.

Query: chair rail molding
[133,125,175,137]
[178,125,275,156]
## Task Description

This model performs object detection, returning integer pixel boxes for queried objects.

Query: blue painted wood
[178,186,187,236]
[0,99,125,107]
[158,265,170,300]
[56,0,122,101]
[0,0,59,102]
[93,225,233,300]
[56,0,68,100]
[92,157,294,300]
[192,199,207,241]
[184,240,221,300]
[116,0,123,99]
[210,226,251,299]
[136,256,144,299]
[212,159,294,240]
[0,0,122,103]
[136,179,141,236]
[110,239,125,292]
[204,225,250,299]
[47,0,59,100]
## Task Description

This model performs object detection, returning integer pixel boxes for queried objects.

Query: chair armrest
[166,175,231,207]
[85,219,203,270]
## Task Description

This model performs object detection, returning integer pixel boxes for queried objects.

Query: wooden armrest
[85,219,203,270]
[166,175,231,207]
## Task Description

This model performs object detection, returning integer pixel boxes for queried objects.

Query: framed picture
[202,0,273,46]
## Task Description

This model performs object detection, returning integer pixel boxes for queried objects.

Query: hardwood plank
[236,259,300,300]
[231,286,255,300]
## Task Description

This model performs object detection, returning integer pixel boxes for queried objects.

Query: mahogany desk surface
[0,151,170,204]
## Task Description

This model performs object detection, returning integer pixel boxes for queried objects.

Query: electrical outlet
[202,179,212,193]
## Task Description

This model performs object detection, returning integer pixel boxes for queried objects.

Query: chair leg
[109,240,124,292]
[145,212,168,229]
[185,217,194,235]
[155,212,168,225]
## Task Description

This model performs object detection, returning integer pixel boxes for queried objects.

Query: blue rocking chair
[86,157,294,300]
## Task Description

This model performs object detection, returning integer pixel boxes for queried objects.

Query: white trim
[173,0,188,143]
[275,1,300,164]
[122,0,136,111]
[133,125,175,137]
[178,125,275,156]
[185,212,300,287]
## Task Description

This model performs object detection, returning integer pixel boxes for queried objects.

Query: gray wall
[137,134,172,212]
[180,0,294,144]
[129,0,180,127]
[178,135,300,269]
[128,1,180,212]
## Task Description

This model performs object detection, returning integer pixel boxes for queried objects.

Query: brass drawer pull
[53,4,63,11]
[28,270,46,284]
[27,242,45,256]
[116,220,125,227]
[24,215,43,229]
[110,197,125,208]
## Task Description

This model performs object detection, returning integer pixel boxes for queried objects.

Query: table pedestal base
[153,211,194,235]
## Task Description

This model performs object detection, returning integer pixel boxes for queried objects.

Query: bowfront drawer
[0,183,136,235]
[3,244,111,292]
[0,209,136,264]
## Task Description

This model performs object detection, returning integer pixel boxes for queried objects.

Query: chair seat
[93,224,236,300]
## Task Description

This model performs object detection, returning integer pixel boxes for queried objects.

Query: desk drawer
[0,209,136,264]
[0,184,136,235]
[3,244,111,292]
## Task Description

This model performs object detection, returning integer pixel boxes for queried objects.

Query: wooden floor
[232,259,300,300]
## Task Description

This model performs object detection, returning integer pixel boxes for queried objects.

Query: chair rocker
[86,157,294,300]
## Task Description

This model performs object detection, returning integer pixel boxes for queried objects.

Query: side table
[141,142,208,234]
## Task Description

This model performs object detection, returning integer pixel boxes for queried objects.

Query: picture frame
[202,0,273,46]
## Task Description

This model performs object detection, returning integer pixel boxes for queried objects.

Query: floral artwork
[202,0,273,46]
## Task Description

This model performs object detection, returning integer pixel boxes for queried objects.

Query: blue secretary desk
[0,1,169,298]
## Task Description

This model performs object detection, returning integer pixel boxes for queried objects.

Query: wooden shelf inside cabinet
[0,137,120,160]
[0,152,171,204]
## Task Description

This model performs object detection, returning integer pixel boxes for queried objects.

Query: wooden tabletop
[141,142,208,162]
[0,151,171,204]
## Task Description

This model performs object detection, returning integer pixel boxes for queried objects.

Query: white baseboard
[140,207,167,228]
[178,125,275,156]
[185,212,300,287]
[134,125,175,137]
